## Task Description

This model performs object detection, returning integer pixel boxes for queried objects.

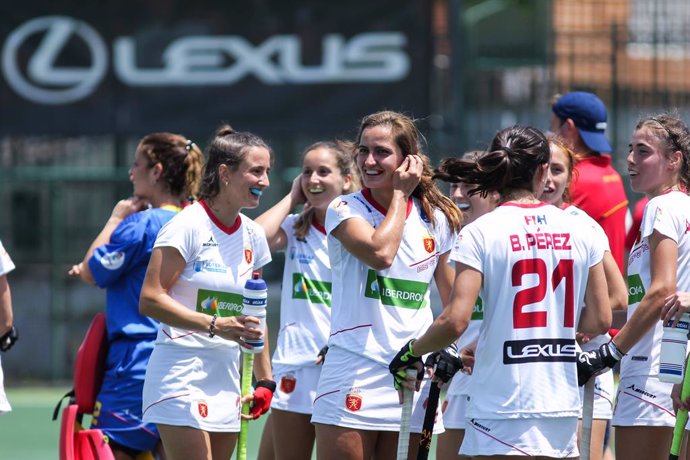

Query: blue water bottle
[241,272,267,353]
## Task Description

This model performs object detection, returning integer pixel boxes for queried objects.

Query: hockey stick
[417,381,441,460]
[669,356,690,459]
[237,351,254,460]
[397,368,418,460]
[580,378,595,460]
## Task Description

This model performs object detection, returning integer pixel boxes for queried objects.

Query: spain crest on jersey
[422,235,435,253]
[198,400,209,418]
[244,248,253,264]
[345,392,362,412]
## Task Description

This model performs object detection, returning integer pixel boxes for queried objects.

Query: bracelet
[608,340,624,360]
[208,314,218,338]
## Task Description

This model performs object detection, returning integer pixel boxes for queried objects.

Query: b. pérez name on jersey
[509,232,572,252]
[503,338,577,364]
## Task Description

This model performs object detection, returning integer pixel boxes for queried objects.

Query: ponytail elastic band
[185,139,196,151]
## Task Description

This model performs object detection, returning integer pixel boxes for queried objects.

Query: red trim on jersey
[311,216,327,235]
[499,201,550,209]
[143,393,191,415]
[362,188,413,217]
[558,202,570,210]
[330,323,373,337]
[199,200,241,235]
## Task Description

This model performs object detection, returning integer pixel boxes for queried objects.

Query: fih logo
[2,15,411,105]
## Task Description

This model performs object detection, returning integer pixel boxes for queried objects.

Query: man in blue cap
[550,91,628,273]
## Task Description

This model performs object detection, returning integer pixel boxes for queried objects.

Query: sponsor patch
[364,269,428,310]
[503,338,576,364]
[196,289,243,317]
[627,274,645,305]
[100,251,125,270]
[292,273,332,306]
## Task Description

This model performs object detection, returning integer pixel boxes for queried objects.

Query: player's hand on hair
[0,326,18,352]
[111,197,148,221]
[576,342,623,386]
[315,345,329,365]
[393,154,423,198]
[389,339,424,394]
[241,379,276,420]
[289,174,307,207]
[425,343,463,388]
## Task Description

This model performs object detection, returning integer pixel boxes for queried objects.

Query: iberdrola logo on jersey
[471,297,484,320]
[292,273,332,306]
[627,274,645,305]
[197,289,243,317]
[364,269,428,309]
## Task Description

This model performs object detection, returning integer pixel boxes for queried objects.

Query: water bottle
[241,271,267,354]
[659,312,690,383]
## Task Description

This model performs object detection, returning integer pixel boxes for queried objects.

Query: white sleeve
[325,194,369,235]
[154,213,197,263]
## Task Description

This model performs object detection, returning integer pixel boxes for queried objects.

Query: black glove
[316,345,329,364]
[577,342,622,386]
[425,343,463,383]
[0,326,18,352]
[389,339,424,390]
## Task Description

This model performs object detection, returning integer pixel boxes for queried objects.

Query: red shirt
[570,154,629,272]
[625,197,648,252]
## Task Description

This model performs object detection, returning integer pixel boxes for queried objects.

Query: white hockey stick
[580,378,595,460]
[397,368,418,460]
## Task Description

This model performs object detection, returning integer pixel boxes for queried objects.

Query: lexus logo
[2,16,410,106]
[2,16,107,105]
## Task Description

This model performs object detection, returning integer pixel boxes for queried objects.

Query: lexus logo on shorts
[2,16,107,105]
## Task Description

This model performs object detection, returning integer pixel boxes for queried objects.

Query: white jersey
[562,204,612,351]
[0,240,14,414]
[152,201,271,352]
[0,241,15,276]
[621,191,690,379]
[272,214,332,371]
[453,202,604,419]
[325,189,455,366]
[447,295,482,396]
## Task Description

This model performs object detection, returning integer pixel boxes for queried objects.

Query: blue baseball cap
[552,91,612,153]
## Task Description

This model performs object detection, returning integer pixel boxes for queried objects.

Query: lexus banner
[0,1,431,136]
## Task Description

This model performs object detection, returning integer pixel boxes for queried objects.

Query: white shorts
[311,346,444,433]
[142,345,241,432]
[271,365,321,415]
[442,393,468,430]
[0,356,10,414]
[579,369,614,419]
[459,417,579,457]
[612,375,676,427]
